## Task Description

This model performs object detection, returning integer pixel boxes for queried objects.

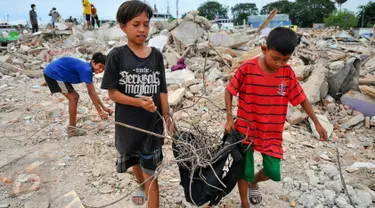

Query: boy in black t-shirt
[101,1,173,207]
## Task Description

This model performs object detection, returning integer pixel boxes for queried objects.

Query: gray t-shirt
[101,45,167,154]
[50,11,60,23]
[29,10,38,25]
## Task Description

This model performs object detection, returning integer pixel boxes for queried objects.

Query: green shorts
[241,146,281,182]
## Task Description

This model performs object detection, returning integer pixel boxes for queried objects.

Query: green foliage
[231,3,258,26]
[324,9,358,29]
[261,0,336,27]
[181,13,187,19]
[260,0,293,15]
[197,1,228,20]
[357,2,375,28]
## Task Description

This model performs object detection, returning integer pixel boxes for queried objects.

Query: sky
[0,0,373,24]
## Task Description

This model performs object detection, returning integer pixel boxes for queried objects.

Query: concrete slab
[308,114,333,139]
[340,91,375,117]
[168,88,186,106]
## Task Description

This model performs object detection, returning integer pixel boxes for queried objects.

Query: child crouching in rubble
[43,53,113,137]
[224,27,328,207]
[101,1,173,207]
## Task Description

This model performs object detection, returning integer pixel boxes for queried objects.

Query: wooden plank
[359,85,375,99]
[256,9,278,33]
[359,77,375,86]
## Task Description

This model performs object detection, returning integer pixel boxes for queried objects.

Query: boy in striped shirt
[224,27,328,207]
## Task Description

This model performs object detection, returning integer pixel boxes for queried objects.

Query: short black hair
[116,0,153,25]
[31,4,36,8]
[91,52,106,65]
[52,7,56,10]
[266,27,298,55]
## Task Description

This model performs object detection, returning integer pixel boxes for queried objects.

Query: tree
[357,2,375,28]
[335,0,347,11]
[260,0,335,27]
[261,0,294,15]
[197,1,228,20]
[231,3,258,26]
[324,9,357,29]
[293,0,336,27]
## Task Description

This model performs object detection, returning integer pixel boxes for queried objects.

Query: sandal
[67,127,86,137]
[132,189,146,205]
[248,185,262,205]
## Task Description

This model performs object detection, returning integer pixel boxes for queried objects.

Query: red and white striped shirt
[227,57,306,159]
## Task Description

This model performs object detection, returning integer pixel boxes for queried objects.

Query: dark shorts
[116,148,163,176]
[85,14,91,21]
[44,74,75,94]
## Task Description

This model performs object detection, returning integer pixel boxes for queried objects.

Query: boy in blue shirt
[43,53,113,137]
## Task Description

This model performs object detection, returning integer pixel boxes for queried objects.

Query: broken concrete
[166,69,195,85]
[302,64,329,104]
[340,113,365,129]
[168,88,186,106]
[149,35,168,52]
[0,61,21,75]
[371,116,375,126]
[207,68,222,82]
[165,52,179,66]
[22,70,43,78]
[293,65,313,80]
[210,33,252,49]
[308,115,334,139]
[328,61,345,71]
[341,91,375,117]
[52,190,84,208]
[171,21,205,47]
[287,110,307,125]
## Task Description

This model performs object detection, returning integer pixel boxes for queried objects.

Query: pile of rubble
[0,11,374,208]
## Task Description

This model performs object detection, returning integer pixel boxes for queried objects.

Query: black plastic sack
[172,130,245,206]
[328,58,361,99]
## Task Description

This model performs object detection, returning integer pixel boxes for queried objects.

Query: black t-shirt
[101,45,167,154]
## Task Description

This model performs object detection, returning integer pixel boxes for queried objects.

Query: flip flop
[67,127,86,138]
[248,185,262,205]
[132,189,146,205]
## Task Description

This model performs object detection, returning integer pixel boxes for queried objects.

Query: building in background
[248,14,291,29]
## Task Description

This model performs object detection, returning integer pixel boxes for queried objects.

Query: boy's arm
[300,99,328,141]
[224,88,234,133]
[160,93,169,118]
[86,83,111,119]
[287,69,327,141]
[224,64,245,133]
[160,93,174,134]
[107,89,156,112]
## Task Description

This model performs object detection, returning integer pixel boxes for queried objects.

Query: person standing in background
[48,8,61,29]
[82,0,92,30]
[91,4,100,28]
[29,4,38,33]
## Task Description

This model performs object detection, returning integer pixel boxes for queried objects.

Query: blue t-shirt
[43,57,93,84]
